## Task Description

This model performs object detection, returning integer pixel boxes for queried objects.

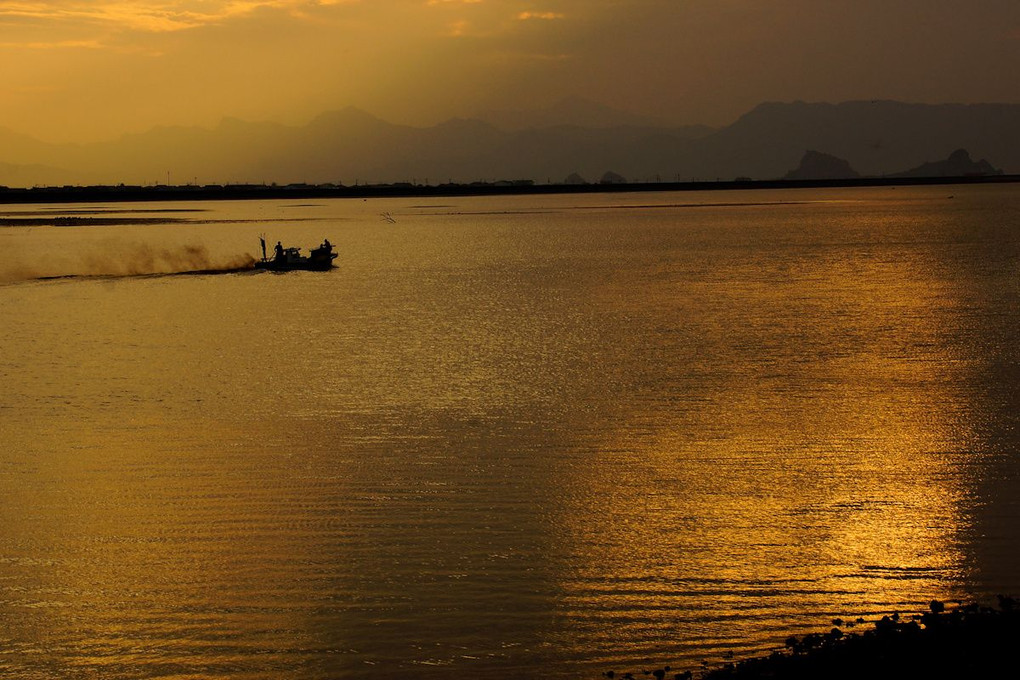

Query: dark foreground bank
[604,597,1020,680]
[2,174,1020,205]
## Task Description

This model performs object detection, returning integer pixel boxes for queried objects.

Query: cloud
[0,1,356,36]
[446,19,470,36]
[517,11,563,21]
[0,38,105,49]
[3,0,1017,145]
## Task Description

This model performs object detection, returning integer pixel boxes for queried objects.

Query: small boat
[255,237,337,271]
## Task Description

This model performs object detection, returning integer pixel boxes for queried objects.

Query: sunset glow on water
[2,185,1020,678]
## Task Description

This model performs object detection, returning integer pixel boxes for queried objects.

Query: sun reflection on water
[2,187,1019,678]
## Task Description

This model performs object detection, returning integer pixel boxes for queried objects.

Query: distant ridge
[1,100,1018,187]
[784,151,860,180]
[476,95,700,132]
[890,148,1002,178]
[701,100,1020,179]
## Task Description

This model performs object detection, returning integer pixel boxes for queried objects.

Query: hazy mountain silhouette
[784,150,860,180]
[477,95,706,133]
[1,100,1018,187]
[0,126,54,160]
[0,160,82,188]
[889,148,1002,178]
[686,100,1020,180]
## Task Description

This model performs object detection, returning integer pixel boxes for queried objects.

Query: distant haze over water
[2,185,1020,678]
[1,100,1017,188]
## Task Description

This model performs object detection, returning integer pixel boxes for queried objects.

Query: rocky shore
[604,597,1020,680]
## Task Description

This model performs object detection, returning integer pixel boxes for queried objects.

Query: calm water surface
[2,186,1020,678]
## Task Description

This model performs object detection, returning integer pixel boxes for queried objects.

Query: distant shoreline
[1,174,1018,205]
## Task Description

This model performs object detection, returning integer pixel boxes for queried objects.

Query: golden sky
[2,0,1019,142]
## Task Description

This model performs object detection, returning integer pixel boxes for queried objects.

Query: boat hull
[255,243,337,272]
[254,258,336,272]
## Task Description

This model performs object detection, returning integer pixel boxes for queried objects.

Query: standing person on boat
[274,241,285,261]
